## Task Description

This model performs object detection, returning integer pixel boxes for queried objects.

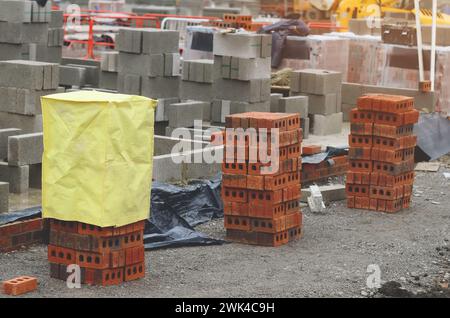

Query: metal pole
[414,0,424,82]
[430,0,437,91]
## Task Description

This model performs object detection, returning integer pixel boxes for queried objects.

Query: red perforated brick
[347,171,371,185]
[370,185,404,200]
[302,145,321,155]
[248,189,283,207]
[248,201,285,219]
[223,201,249,216]
[372,124,414,138]
[351,123,373,135]
[346,183,370,197]
[354,196,370,209]
[372,135,417,150]
[47,245,76,265]
[371,147,415,163]
[348,147,372,160]
[2,276,37,296]
[250,217,285,233]
[372,159,414,176]
[350,109,375,123]
[347,196,355,208]
[385,198,404,213]
[349,159,372,172]
[224,215,251,231]
[223,173,247,188]
[264,171,300,191]
[349,134,372,147]
[124,262,145,282]
[246,175,264,190]
[125,246,145,266]
[222,187,248,203]
[282,184,301,201]
[222,161,247,175]
[76,250,110,270]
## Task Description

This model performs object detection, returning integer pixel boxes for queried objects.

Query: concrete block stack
[278,96,310,139]
[211,32,272,124]
[166,101,206,132]
[0,181,8,213]
[0,60,60,134]
[0,2,64,62]
[346,94,419,213]
[290,69,343,136]
[99,52,119,91]
[222,112,303,246]
[116,28,180,100]
[48,219,145,286]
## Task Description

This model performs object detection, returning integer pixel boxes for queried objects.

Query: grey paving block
[168,101,204,128]
[0,112,42,133]
[50,10,64,28]
[29,44,62,63]
[31,1,51,23]
[270,93,282,112]
[230,101,270,114]
[116,28,143,54]
[0,162,29,193]
[0,128,22,160]
[155,98,179,122]
[142,28,179,54]
[59,65,87,87]
[302,93,337,115]
[301,117,310,139]
[0,181,8,213]
[180,81,214,102]
[293,69,342,95]
[67,64,99,86]
[117,73,141,95]
[117,52,163,77]
[100,51,119,72]
[0,21,48,44]
[0,1,32,23]
[0,87,60,115]
[342,82,364,105]
[141,76,180,99]
[0,60,58,90]
[211,99,230,123]
[230,57,271,81]
[214,33,271,59]
[99,71,118,91]
[0,43,26,60]
[342,103,355,122]
[8,132,43,166]
[279,96,309,118]
[164,53,181,77]
[214,78,269,103]
[311,112,343,136]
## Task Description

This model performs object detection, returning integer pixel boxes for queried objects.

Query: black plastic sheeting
[0,176,225,250]
[414,113,450,161]
[302,146,348,164]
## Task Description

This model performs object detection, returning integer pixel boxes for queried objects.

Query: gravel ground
[0,165,449,298]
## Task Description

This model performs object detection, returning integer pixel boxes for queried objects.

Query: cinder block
[117,52,163,77]
[214,33,271,59]
[230,101,270,114]
[8,133,43,166]
[230,57,271,81]
[0,21,48,44]
[155,98,179,122]
[99,71,118,91]
[0,60,58,90]
[59,65,87,87]
[342,82,364,105]
[0,43,27,60]
[302,93,337,115]
[214,78,269,103]
[31,1,51,23]
[293,69,342,95]
[0,128,22,160]
[141,76,179,99]
[50,10,64,28]
[279,96,309,118]
[100,51,119,72]
[301,184,346,203]
[66,64,99,87]
[164,53,181,77]
[168,101,204,128]
[0,112,42,133]
[182,60,190,80]
[29,163,41,189]
[0,87,60,116]
[142,28,179,54]
[116,28,143,54]
[301,117,310,139]
[211,99,230,123]
[0,162,29,193]
[342,103,355,122]
[28,44,62,64]
[270,93,282,112]
[0,1,32,23]
[180,80,214,102]
[117,73,141,95]
[311,112,343,136]
[0,181,8,213]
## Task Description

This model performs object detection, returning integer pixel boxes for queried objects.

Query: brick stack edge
[346,94,419,212]
[0,218,45,252]
[222,112,303,246]
[48,219,145,286]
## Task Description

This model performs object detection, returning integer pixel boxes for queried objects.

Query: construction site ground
[0,157,449,298]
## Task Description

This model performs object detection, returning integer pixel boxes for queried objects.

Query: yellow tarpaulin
[41,90,157,227]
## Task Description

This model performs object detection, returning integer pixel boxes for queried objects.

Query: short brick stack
[346,94,419,212]
[48,219,145,286]
[222,112,303,246]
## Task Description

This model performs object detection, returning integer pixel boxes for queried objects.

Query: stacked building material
[0,218,44,253]
[290,69,343,136]
[211,32,272,124]
[301,155,348,185]
[99,52,119,91]
[346,94,419,212]
[222,112,303,247]
[48,219,145,286]
[29,10,64,63]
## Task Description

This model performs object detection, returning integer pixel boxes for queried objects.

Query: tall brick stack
[48,219,145,286]
[222,112,303,246]
[211,32,272,123]
[346,94,419,213]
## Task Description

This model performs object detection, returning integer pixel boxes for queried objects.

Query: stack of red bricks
[48,219,145,286]
[222,112,303,246]
[346,94,419,212]
[0,218,44,253]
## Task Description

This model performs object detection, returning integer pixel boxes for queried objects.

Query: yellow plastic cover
[41,90,157,227]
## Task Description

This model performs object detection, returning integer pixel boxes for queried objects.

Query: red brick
[349,134,372,147]
[249,189,283,207]
[250,217,285,233]
[348,147,371,160]
[223,201,249,216]
[346,183,369,197]
[223,173,247,188]
[357,95,373,110]
[121,230,144,249]
[109,250,126,268]
[124,262,145,282]
[224,216,251,231]
[125,246,145,266]
[349,159,372,172]
[350,109,375,123]
[347,196,355,208]
[222,187,248,203]
[2,276,37,296]
[246,175,264,190]
[351,122,373,135]
[385,199,403,213]
[373,123,414,138]
[369,185,404,200]
[20,218,43,233]
[76,250,110,269]
[94,268,124,286]
[222,161,247,175]
[372,159,414,176]
[47,245,76,265]
[248,201,285,219]
[302,145,321,155]
[354,196,370,209]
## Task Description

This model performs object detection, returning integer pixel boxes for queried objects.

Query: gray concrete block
[142,28,179,54]
[29,44,62,63]
[0,1,32,23]
[270,93,282,112]
[117,73,141,95]
[59,65,87,87]
[67,64,99,86]
[279,96,309,118]
[155,98,179,122]
[311,112,343,136]
[117,52,163,77]
[0,162,29,193]
[31,1,51,23]
[215,78,269,103]
[211,99,230,123]
[220,56,231,79]
[100,51,119,72]
[230,57,271,81]
[301,117,310,139]
[0,43,26,60]
[214,33,271,59]
[29,163,41,189]
[0,112,42,133]
[0,181,8,213]
[164,53,181,77]
[341,82,364,105]
[141,76,180,99]
[0,21,48,44]
[294,69,342,95]
[0,128,22,160]
[99,71,117,91]
[0,60,58,90]
[230,101,270,114]
[180,81,214,102]
[182,60,190,80]
[303,93,337,115]
[50,10,64,28]
[168,101,204,128]
[8,132,43,166]
[0,87,59,116]
[342,103,355,122]
[116,28,143,54]
[301,184,346,203]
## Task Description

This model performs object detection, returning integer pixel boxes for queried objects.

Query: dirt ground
[0,163,449,298]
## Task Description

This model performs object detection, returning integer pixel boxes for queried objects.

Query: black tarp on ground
[0,177,225,250]
[414,113,450,161]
